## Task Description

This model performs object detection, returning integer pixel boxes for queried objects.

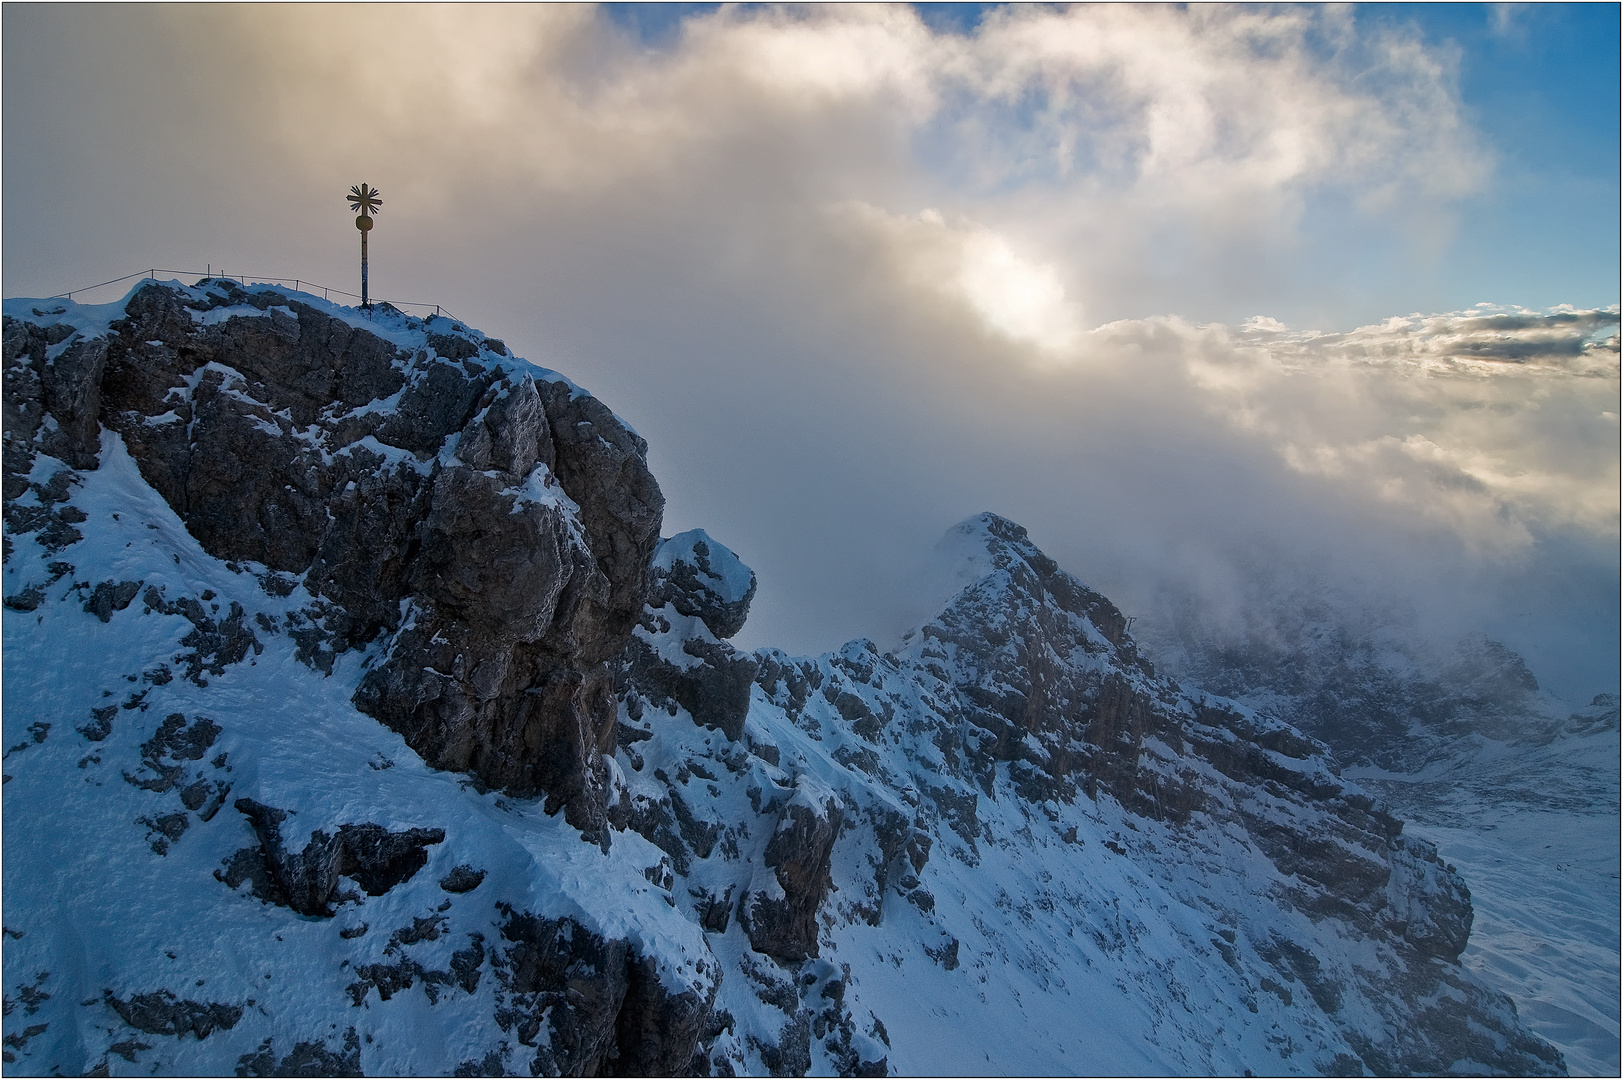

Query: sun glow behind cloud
[955,226,1082,357]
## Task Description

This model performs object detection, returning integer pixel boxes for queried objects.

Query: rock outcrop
[218,798,446,917]
[4,279,663,836]
[493,906,719,1077]
[651,529,757,640]
[739,785,844,962]
[621,530,760,743]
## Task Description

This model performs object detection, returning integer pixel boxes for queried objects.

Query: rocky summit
[1,281,1565,1076]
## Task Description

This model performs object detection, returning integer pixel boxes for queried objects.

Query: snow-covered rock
[0,284,1565,1076]
[4,280,664,841]
[1350,695,1620,1077]
[1147,598,1620,1076]
[651,529,757,641]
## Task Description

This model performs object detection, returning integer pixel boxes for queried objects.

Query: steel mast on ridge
[347,183,382,308]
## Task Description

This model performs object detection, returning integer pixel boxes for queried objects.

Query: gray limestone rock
[103,990,242,1040]
[219,798,444,917]
[740,786,844,962]
[620,531,761,743]
[82,580,141,623]
[652,529,757,640]
[622,625,759,743]
[3,281,664,835]
[35,336,109,471]
[438,865,486,893]
[235,1029,362,1078]
[492,905,719,1077]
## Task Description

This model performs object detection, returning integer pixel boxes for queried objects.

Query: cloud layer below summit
[4,4,1618,696]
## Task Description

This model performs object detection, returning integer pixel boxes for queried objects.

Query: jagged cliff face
[0,283,1563,1076]
[4,280,663,837]
[621,514,1559,1075]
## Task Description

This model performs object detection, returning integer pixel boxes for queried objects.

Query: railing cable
[41,268,464,325]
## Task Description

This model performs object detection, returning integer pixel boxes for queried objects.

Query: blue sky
[1378,3,1619,312]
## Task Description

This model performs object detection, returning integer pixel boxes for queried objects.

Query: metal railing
[43,267,467,326]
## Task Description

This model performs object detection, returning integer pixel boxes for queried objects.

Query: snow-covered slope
[1351,698,1621,1077]
[1146,603,1621,1076]
[1,282,1565,1076]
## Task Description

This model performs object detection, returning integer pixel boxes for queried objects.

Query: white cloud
[1179,307,1621,552]
[140,3,1487,311]
[3,3,1612,698]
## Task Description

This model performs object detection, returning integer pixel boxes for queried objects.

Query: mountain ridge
[0,281,1566,1076]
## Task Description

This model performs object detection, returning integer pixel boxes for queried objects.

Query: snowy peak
[911,511,1143,671]
[628,514,1559,1072]
[922,511,1045,600]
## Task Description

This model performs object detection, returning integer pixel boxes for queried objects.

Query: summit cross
[347,183,382,308]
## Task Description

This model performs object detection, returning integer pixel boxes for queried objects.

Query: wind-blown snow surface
[1351,703,1622,1078]
[1,286,1564,1076]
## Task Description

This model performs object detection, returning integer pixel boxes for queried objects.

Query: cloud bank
[3,4,1616,699]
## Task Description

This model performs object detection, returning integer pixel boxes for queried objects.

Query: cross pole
[347,183,383,308]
